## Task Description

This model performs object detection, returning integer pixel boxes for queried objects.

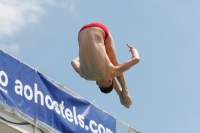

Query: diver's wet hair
[98,82,113,94]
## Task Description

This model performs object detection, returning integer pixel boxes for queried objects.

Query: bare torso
[78,27,114,80]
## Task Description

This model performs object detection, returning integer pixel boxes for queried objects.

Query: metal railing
[0,99,141,133]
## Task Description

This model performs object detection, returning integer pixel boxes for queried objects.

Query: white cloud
[0,0,75,53]
[0,0,45,37]
[0,43,20,54]
[0,0,76,38]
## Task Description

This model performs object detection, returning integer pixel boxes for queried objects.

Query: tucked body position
[71,22,140,108]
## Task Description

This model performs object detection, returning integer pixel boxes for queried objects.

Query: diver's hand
[127,44,140,59]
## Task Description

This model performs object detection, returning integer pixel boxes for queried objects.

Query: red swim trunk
[79,22,109,40]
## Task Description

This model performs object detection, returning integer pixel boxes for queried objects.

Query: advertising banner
[0,49,116,133]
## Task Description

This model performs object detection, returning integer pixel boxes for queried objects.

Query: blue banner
[0,49,116,133]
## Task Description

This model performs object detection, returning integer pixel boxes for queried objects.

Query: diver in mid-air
[71,22,140,108]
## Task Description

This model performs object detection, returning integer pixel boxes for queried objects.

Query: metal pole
[33,118,38,133]
[128,126,131,133]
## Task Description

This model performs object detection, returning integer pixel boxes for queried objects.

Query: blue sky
[0,0,200,133]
